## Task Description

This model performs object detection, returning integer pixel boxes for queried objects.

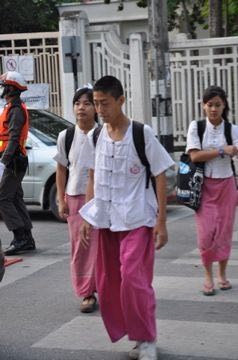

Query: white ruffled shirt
[54,125,91,195]
[79,120,175,231]
[186,118,238,178]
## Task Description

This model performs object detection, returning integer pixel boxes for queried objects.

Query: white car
[23,109,71,220]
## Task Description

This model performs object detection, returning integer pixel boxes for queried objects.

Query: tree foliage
[0,0,81,34]
[202,0,238,36]
[107,0,238,38]
[1,0,238,37]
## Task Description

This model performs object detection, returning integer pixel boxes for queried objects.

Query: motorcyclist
[0,71,36,256]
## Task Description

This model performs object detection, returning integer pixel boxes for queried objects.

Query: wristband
[218,148,225,159]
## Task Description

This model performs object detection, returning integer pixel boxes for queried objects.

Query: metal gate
[87,25,133,118]
[0,32,61,115]
[170,36,238,147]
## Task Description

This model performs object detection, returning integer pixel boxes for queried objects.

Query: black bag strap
[224,120,232,145]
[132,121,152,189]
[65,126,75,164]
[197,119,206,145]
[92,125,103,147]
[224,120,236,176]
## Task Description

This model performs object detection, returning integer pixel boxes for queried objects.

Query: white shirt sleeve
[53,129,68,167]
[144,124,175,177]
[186,120,201,153]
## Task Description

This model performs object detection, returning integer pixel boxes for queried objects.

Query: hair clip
[76,83,93,91]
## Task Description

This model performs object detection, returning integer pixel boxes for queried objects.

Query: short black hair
[72,87,98,123]
[73,87,94,105]
[203,85,230,121]
[93,75,123,99]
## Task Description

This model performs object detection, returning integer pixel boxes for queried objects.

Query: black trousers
[0,161,32,232]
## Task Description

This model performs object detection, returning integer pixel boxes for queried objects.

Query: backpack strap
[132,121,152,189]
[224,120,232,145]
[197,119,236,177]
[65,126,75,165]
[197,119,206,145]
[224,120,236,176]
[92,125,103,147]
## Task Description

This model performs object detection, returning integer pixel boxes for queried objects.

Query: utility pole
[148,0,173,153]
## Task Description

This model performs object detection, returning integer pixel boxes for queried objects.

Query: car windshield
[29,110,71,145]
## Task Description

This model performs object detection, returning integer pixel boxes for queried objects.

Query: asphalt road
[0,205,238,360]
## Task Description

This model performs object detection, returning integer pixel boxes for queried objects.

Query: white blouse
[79,120,175,231]
[54,125,91,196]
[186,118,238,178]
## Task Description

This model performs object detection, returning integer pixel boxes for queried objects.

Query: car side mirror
[25,138,33,150]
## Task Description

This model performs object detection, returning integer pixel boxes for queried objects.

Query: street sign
[4,56,19,72]
[3,55,34,81]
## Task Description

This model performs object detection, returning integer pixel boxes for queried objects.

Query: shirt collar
[206,117,224,131]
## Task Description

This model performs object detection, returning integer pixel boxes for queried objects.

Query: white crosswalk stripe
[32,316,238,359]
[0,243,69,288]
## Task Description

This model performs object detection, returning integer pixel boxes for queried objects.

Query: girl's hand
[223,145,238,157]
[58,200,69,220]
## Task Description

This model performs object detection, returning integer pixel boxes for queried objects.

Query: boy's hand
[80,220,92,248]
[153,222,168,250]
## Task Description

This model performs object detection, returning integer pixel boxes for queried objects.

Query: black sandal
[80,295,97,313]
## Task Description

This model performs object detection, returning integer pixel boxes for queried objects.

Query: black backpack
[92,121,156,193]
[176,119,235,210]
[65,126,76,165]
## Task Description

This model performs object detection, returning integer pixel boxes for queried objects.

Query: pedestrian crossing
[31,229,238,360]
[1,207,238,359]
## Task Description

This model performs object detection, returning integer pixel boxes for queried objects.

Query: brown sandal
[202,283,215,296]
[80,295,97,313]
[218,280,232,290]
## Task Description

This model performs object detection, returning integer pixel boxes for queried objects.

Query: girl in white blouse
[186,86,238,295]
[54,86,98,313]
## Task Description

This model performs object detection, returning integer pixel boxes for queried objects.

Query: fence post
[58,10,89,122]
[129,33,151,124]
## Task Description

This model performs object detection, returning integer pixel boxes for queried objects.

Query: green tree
[111,0,206,38]
[111,0,238,38]
[0,0,81,34]
[202,0,238,36]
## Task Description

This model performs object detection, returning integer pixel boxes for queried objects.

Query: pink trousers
[66,194,97,297]
[96,226,156,343]
[195,176,237,267]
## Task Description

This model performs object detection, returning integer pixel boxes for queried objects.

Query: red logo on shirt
[130,164,140,174]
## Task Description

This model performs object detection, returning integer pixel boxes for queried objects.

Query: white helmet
[0,71,27,91]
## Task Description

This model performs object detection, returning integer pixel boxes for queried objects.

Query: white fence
[170,36,238,147]
[0,32,61,115]
[0,31,237,148]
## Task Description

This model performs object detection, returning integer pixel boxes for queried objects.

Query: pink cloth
[66,194,98,297]
[96,226,156,343]
[195,176,237,266]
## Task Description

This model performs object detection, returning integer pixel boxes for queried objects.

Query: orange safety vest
[0,101,29,156]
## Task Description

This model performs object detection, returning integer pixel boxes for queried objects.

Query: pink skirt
[66,194,98,297]
[195,176,237,266]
